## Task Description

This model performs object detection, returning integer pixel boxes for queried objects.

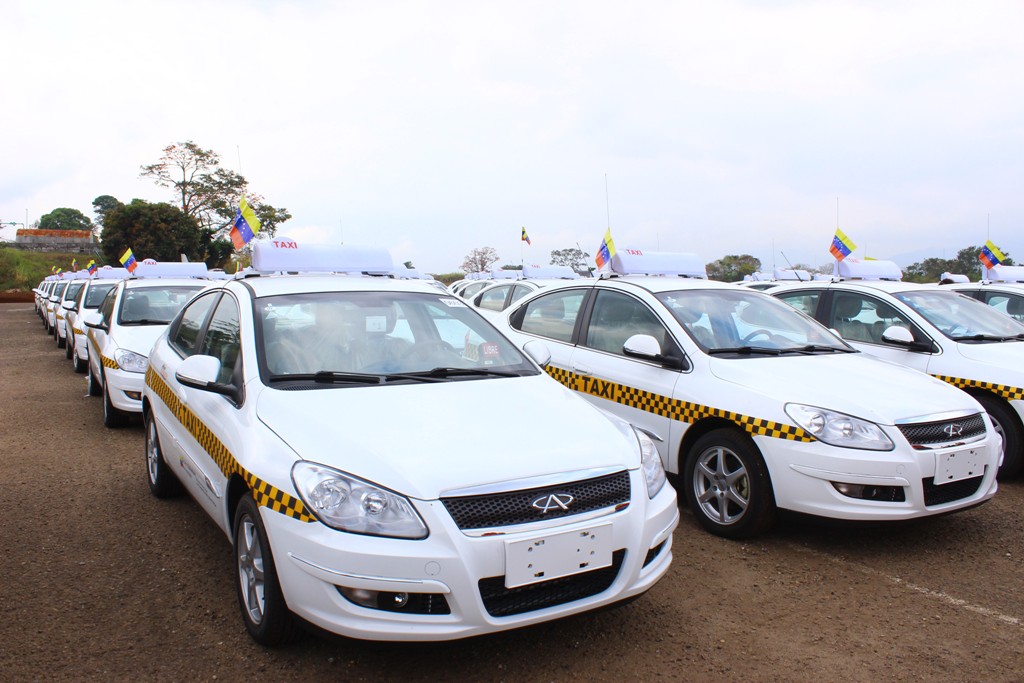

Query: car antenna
[780,251,805,281]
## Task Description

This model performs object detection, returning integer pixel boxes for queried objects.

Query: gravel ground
[1,302,1022,682]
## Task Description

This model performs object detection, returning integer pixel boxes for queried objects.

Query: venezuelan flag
[120,248,138,274]
[979,240,1006,269]
[595,228,617,269]
[521,227,531,245]
[829,229,856,261]
[230,197,261,250]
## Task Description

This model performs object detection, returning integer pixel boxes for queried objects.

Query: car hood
[113,325,168,358]
[255,374,639,500]
[707,352,982,424]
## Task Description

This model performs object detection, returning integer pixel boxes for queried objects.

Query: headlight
[784,403,894,451]
[636,428,667,497]
[113,348,148,373]
[291,462,428,539]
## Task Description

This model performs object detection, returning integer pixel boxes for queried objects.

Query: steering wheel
[740,329,773,344]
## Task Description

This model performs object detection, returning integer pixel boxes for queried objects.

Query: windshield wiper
[949,334,1018,342]
[385,367,521,381]
[706,346,783,356]
[777,344,854,355]
[267,371,383,385]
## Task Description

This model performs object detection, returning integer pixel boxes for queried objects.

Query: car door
[824,289,934,372]
[509,286,591,372]
[87,285,120,388]
[151,291,224,520]
[570,288,685,464]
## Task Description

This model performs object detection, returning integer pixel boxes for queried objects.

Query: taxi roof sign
[251,239,394,275]
[940,272,970,284]
[773,267,810,281]
[132,261,210,278]
[611,249,707,278]
[835,258,902,281]
[984,264,1024,283]
[745,272,772,282]
[521,264,579,279]
[490,268,520,279]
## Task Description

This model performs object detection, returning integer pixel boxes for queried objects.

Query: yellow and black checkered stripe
[101,355,119,370]
[932,374,1024,402]
[545,366,815,442]
[146,367,316,522]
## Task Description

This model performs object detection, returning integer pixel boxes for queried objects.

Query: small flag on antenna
[521,227,531,245]
[829,229,856,261]
[979,240,1006,269]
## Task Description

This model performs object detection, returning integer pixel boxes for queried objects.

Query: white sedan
[142,240,678,644]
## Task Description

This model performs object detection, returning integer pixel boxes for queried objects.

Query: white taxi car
[770,259,1024,478]
[141,240,677,644]
[54,272,90,351]
[490,249,1001,539]
[67,268,130,374]
[44,278,70,334]
[84,262,211,427]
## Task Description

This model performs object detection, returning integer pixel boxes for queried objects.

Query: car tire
[88,364,102,396]
[73,348,87,374]
[233,495,302,646]
[102,369,130,428]
[65,335,73,359]
[683,428,776,539]
[145,412,183,498]
[976,393,1023,478]
[56,329,65,349]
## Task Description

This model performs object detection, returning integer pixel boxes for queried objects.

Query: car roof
[225,273,450,298]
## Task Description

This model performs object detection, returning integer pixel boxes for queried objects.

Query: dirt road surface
[1,302,1021,682]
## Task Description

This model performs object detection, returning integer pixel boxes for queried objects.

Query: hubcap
[693,445,750,526]
[146,419,159,484]
[237,517,266,625]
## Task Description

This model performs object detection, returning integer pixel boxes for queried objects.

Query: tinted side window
[98,287,118,327]
[514,289,586,343]
[985,292,1024,322]
[477,285,510,311]
[169,293,220,357]
[199,295,241,384]
[829,292,916,344]
[775,290,821,318]
[584,290,673,356]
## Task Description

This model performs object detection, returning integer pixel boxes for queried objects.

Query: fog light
[336,586,451,614]
[831,481,905,502]
[126,391,142,400]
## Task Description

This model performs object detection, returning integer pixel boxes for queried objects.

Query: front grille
[923,475,985,506]
[897,413,986,447]
[478,549,625,617]
[442,471,631,530]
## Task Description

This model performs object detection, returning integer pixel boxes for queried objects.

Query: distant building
[15,229,95,254]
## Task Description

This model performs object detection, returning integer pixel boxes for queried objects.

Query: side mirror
[176,354,241,402]
[523,340,552,368]
[83,312,105,330]
[881,325,934,352]
[623,334,684,370]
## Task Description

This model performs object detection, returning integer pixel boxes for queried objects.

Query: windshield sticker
[440,298,466,307]
[365,315,387,333]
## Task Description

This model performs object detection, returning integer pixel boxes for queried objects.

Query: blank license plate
[934,448,986,484]
[504,525,613,589]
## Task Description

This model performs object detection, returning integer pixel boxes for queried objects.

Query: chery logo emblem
[943,423,963,438]
[531,493,574,513]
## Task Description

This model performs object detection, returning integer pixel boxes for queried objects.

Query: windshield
[895,290,1024,340]
[656,288,851,354]
[118,285,205,325]
[51,282,68,299]
[64,282,85,303]
[256,291,538,383]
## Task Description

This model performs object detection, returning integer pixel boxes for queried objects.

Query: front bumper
[104,366,147,413]
[261,471,679,641]
[758,430,1000,521]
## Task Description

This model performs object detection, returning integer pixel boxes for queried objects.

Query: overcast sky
[3,0,1023,275]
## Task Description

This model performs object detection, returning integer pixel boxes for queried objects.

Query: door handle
[573,364,593,375]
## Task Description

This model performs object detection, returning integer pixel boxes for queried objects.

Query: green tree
[139,140,291,253]
[38,207,93,232]
[91,195,123,238]
[706,254,761,282]
[98,200,202,264]
[461,247,499,273]
[903,257,954,283]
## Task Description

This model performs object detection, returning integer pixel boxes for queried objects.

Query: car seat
[832,296,872,342]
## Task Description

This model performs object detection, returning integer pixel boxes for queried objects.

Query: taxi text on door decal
[931,375,1024,402]
[545,366,815,442]
[146,368,316,522]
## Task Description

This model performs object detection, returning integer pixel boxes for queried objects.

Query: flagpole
[605,174,612,228]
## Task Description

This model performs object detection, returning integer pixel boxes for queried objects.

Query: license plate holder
[934,447,986,485]
[504,525,613,589]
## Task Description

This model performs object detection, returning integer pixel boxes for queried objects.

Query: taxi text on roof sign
[610,249,708,278]
[250,239,395,275]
